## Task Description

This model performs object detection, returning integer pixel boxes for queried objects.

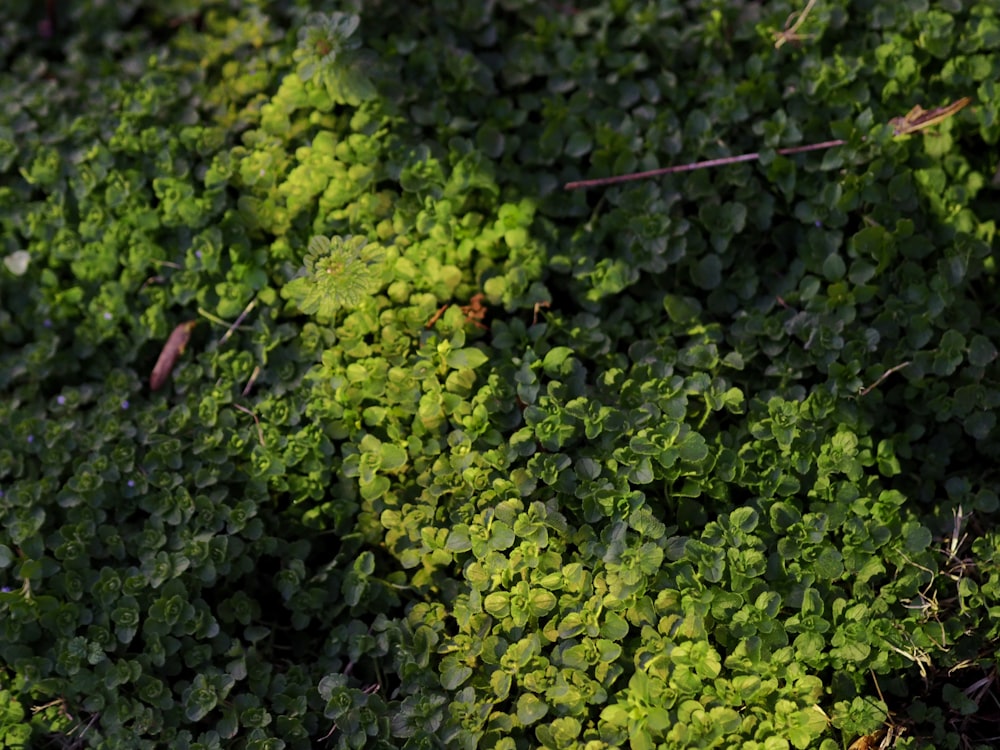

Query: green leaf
[786,706,829,749]
[901,522,933,553]
[677,431,709,463]
[850,225,895,266]
[477,123,505,158]
[281,235,387,320]
[445,347,489,370]
[379,443,408,472]
[484,592,510,617]
[542,346,574,373]
[732,675,762,701]
[359,475,390,500]
[527,588,556,616]
[822,254,846,281]
[728,507,758,534]
[692,254,722,290]
[440,655,473,690]
[965,411,996,440]
[516,694,548,725]
[600,703,628,727]
[663,294,702,325]
[564,130,592,158]
[446,526,472,552]
[942,684,978,715]
[814,547,845,579]
[968,335,997,367]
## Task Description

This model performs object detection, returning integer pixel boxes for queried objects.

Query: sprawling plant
[1,1,999,749]
[281,235,387,320]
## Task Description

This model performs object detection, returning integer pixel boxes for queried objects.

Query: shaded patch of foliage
[1,1,1000,749]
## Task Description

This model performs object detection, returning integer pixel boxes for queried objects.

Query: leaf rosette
[282,234,386,321]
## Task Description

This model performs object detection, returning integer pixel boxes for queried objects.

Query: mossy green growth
[2,1,1000,749]
[281,235,387,321]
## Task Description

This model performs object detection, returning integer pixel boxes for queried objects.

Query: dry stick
[195,296,258,345]
[563,139,846,191]
[218,296,258,347]
[565,97,971,192]
[139,274,166,291]
[426,303,449,329]
[70,711,101,745]
[232,403,265,446]
[532,300,550,326]
[945,504,968,562]
[152,259,183,270]
[859,361,911,396]
[194,299,263,402]
[242,365,261,397]
[774,0,819,49]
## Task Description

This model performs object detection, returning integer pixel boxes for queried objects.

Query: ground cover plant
[1,0,1000,748]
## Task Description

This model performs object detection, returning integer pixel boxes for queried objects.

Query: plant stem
[564,139,846,191]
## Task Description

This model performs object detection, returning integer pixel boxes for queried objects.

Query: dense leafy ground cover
[2,0,1000,748]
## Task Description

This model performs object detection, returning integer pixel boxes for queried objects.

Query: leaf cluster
[2,1,1000,749]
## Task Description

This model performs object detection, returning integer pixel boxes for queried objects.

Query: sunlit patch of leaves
[281,234,387,320]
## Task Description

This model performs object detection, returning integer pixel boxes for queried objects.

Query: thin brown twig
[232,403,265,446]
[242,366,261,397]
[859,361,911,396]
[564,139,846,190]
[565,96,970,192]
[219,297,258,347]
[318,722,338,742]
[138,275,165,291]
[151,259,183,270]
[426,303,449,329]
[532,301,550,326]
[69,710,99,735]
[774,0,819,49]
